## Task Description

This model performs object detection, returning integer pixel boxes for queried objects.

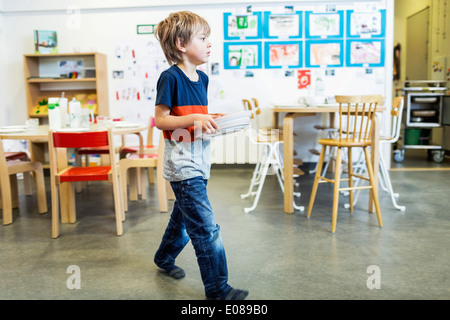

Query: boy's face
[183,29,211,65]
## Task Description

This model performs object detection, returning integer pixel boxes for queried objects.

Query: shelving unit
[23,52,109,168]
[23,52,109,120]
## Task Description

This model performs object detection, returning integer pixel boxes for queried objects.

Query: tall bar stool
[346,96,405,211]
[307,95,384,233]
[241,99,304,213]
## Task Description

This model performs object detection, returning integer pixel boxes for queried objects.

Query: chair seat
[77,146,111,155]
[59,166,111,182]
[318,138,372,147]
[5,152,28,161]
[121,144,155,154]
[128,153,157,160]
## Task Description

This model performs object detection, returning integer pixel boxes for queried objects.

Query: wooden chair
[119,117,158,201]
[48,129,123,238]
[241,98,304,213]
[119,133,169,213]
[307,95,384,233]
[5,151,33,195]
[347,96,405,211]
[120,117,156,158]
[0,138,47,225]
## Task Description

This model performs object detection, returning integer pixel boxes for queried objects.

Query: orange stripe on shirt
[163,105,209,142]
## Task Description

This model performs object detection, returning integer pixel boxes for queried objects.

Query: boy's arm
[155,104,220,134]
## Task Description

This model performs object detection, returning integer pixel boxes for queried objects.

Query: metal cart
[394,80,447,163]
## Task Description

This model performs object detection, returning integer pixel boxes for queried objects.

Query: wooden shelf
[24,52,109,120]
[27,77,97,83]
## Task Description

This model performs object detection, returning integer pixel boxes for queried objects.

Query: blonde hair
[155,11,211,66]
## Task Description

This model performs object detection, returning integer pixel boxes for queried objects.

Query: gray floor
[1,155,450,300]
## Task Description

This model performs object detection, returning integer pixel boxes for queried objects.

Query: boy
[153,11,249,300]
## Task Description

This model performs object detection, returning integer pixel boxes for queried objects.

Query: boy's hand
[195,114,220,134]
[210,113,226,119]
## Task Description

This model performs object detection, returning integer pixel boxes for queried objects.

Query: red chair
[48,129,123,238]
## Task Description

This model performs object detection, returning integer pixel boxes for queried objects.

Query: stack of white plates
[201,111,251,139]
[0,125,27,133]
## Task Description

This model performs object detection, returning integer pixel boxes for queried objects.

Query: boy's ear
[176,38,187,53]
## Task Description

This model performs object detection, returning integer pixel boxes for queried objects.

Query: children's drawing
[264,41,302,68]
[265,13,301,38]
[349,41,381,64]
[297,70,311,89]
[307,13,341,37]
[270,44,299,65]
[223,12,262,39]
[306,41,342,67]
[348,11,384,37]
[224,42,262,69]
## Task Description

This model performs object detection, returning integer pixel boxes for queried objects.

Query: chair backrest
[49,129,117,177]
[335,95,384,144]
[388,96,404,143]
[52,131,109,148]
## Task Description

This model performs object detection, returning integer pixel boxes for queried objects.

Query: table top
[0,123,148,141]
[271,103,386,113]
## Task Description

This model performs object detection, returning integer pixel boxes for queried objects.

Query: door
[406,7,430,80]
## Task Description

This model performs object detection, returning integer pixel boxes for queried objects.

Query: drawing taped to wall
[305,40,343,67]
[346,39,384,67]
[297,69,311,89]
[305,11,344,39]
[263,11,302,39]
[112,37,168,127]
[346,10,386,38]
[224,42,262,69]
[223,12,262,40]
[264,41,302,68]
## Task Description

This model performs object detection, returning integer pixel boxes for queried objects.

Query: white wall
[0,0,394,163]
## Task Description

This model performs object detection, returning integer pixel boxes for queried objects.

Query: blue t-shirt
[155,65,211,182]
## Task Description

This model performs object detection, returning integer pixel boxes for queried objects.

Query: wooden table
[271,104,385,214]
[0,123,148,223]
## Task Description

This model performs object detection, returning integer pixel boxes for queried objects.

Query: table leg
[283,115,295,213]
[57,148,76,223]
[369,115,381,213]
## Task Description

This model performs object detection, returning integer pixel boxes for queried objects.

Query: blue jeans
[154,176,231,298]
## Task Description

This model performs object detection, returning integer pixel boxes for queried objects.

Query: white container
[69,98,81,128]
[59,94,68,128]
[48,97,61,130]
[80,108,93,129]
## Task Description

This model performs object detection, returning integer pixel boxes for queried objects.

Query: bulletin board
[223,6,386,70]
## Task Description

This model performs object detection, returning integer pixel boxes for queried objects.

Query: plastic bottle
[315,77,325,97]
[48,97,61,130]
[59,92,68,128]
[69,98,81,128]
